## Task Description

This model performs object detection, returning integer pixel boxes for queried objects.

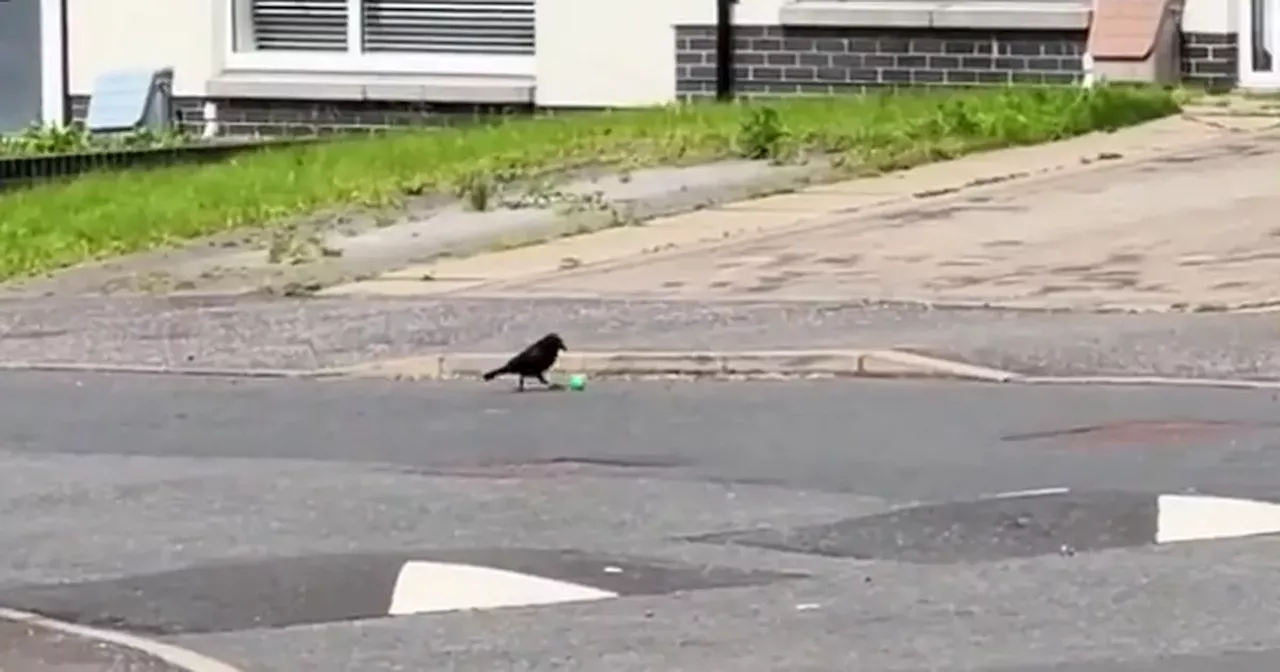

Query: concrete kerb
[332,349,1023,383]
[0,606,244,672]
[0,361,316,378]
[326,351,1280,389]
[4,354,1280,389]
[1017,375,1280,390]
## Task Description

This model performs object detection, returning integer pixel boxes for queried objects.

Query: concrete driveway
[337,112,1280,313]
[506,134,1280,310]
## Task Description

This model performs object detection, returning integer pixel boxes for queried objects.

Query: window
[226,0,536,76]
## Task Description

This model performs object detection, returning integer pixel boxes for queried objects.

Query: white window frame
[1240,0,1280,89]
[40,0,67,124]
[222,0,535,77]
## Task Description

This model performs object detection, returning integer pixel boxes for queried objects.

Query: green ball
[567,374,587,391]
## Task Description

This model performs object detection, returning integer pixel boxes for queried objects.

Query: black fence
[0,137,319,193]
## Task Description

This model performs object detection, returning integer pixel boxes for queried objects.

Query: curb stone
[4,354,1280,389]
[1018,376,1280,390]
[0,361,317,378]
[331,349,1023,383]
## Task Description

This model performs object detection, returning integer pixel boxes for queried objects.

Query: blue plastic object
[85,67,174,133]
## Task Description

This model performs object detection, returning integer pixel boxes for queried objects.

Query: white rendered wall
[535,0,789,107]
[66,0,220,97]
[1180,0,1238,34]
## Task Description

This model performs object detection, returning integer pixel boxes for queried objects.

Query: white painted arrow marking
[388,561,618,615]
[1157,495,1280,544]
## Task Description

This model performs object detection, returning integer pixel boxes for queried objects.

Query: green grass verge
[0,124,191,156]
[0,85,1178,281]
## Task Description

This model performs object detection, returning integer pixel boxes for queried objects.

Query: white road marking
[990,487,1071,499]
[0,606,244,672]
[388,561,618,616]
[1157,494,1280,544]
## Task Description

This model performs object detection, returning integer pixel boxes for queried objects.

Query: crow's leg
[537,373,551,387]
[517,375,526,392]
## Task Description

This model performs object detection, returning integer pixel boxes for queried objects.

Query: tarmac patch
[686,490,1280,563]
[0,548,802,635]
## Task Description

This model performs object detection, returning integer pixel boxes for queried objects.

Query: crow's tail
[482,366,507,381]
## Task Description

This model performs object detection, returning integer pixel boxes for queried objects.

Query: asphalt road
[3,373,1280,671]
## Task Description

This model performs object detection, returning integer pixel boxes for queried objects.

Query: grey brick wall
[70,95,205,134]
[1180,32,1238,93]
[70,95,530,137]
[207,98,531,136]
[675,26,1086,96]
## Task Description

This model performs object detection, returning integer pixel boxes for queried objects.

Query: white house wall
[66,0,219,98]
[1180,0,1238,34]
[68,0,706,107]
[58,0,1245,122]
[534,0,788,107]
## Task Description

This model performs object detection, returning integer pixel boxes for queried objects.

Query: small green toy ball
[567,374,587,391]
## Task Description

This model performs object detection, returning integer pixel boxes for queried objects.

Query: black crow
[482,333,568,391]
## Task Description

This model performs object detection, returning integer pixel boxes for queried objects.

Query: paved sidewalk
[323,112,1280,313]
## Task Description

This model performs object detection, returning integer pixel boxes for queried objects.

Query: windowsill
[207,70,535,104]
[779,1,1092,31]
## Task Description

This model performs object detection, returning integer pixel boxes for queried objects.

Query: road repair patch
[686,490,1280,563]
[0,548,802,635]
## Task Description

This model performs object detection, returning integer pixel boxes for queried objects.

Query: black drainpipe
[714,0,737,101]
[59,0,72,125]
